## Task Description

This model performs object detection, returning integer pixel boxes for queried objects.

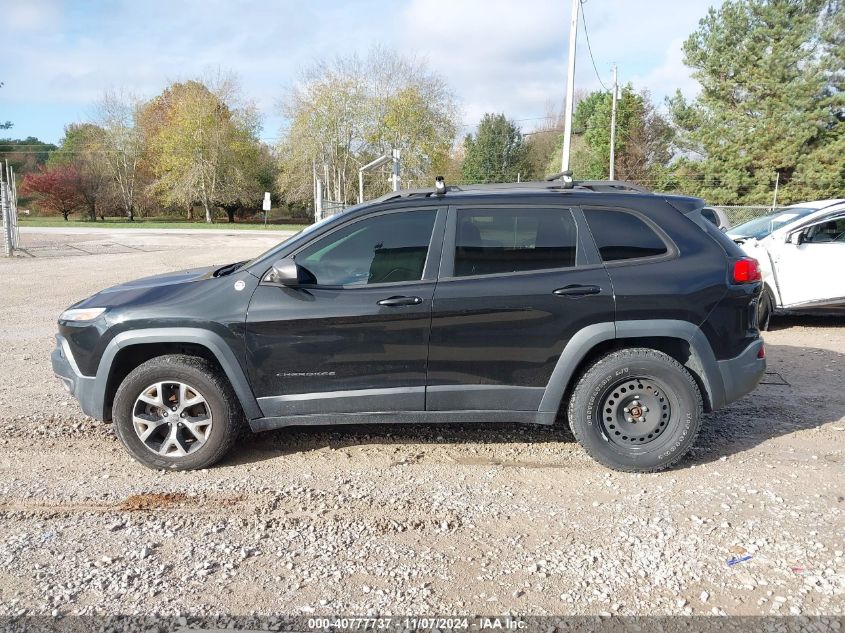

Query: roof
[786,199,845,210]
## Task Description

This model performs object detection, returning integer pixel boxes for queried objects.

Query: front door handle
[377,296,423,307]
[553,285,601,297]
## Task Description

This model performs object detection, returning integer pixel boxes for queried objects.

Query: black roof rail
[366,177,651,204]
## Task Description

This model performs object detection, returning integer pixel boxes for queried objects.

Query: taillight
[733,258,761,283]
[757,344,765,359]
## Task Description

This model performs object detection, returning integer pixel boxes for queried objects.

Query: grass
[18,216,307,231]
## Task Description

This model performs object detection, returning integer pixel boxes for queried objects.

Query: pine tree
[669,0,840,204]
[461,114,529,184]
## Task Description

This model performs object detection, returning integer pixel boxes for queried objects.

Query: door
[245,207,445,417]
[775,214,845,307]
[426,205,614,412]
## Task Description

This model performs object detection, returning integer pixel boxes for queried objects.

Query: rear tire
[113,355,243,470]
[567,348,702,473]
[758,286,774,332]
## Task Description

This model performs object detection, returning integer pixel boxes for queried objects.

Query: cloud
[3,0,61,31]
[0,0,719,143]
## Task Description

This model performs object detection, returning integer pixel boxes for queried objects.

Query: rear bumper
[51,335,103,419]
[717,338,766,407]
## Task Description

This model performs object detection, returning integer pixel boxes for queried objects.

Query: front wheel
[567,348,703,472]
[113,355,243,470]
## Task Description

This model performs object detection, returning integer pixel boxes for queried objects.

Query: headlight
[59,307,107,322]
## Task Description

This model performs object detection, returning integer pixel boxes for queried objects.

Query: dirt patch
[119,492,191,511]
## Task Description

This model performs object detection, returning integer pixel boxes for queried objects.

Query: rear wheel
[113,355,242,470]
[567,348,702,472]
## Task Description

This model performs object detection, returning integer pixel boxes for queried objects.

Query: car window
[727,208,816,240]
[296,210,437,286]
[452,208,577,277]
[585,208,668,262]
[701,207,719,226]
[804,216,845,243]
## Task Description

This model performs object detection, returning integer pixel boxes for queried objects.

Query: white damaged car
[727,199,845,328]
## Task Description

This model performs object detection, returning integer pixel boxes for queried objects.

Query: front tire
[113,355,243,470]
[567,348,702,473]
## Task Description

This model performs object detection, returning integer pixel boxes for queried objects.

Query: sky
[0,0,723,145]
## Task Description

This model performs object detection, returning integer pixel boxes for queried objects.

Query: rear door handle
[377,296,423,307]
[553,285,601,297]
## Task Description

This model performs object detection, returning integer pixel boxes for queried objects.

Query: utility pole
[391,148,401,192]
[561,0,580,172]
[772,171,780,210]
[609,64,618,180]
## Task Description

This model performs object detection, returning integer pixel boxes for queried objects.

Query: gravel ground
[0,230,843,618]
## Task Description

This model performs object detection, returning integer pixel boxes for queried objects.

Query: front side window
[453,208,577,277]
[585,208,668,262]
[803,216,845,243]
[296,210,437,286]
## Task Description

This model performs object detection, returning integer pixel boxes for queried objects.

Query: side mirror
[787,232,804,246]
[267,257,300,286]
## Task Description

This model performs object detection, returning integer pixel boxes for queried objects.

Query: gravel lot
[0,229,843,618]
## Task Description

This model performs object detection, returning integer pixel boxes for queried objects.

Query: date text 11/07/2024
[305,617,527,630]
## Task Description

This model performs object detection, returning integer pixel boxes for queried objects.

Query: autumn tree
[277,48,459,207]
[669,0,843,204]
[49,124,110,221]
[461,113,529,184]
[96,90,146,220]
[21,165,85,220]
[142,76,263,223]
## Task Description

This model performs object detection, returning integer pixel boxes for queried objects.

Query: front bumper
[717,338,766,406]
[51,335,103,419]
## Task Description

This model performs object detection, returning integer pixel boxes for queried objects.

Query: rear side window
[454,208,576,277]
[585,208,668,262]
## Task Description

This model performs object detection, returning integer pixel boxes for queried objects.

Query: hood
[98,265,217,293]
[69,265,221,312]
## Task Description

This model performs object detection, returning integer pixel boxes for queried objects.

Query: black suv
[52,178,766,472]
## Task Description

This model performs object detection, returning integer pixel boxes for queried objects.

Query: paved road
[20,226,299,237]
[14,226,295,258]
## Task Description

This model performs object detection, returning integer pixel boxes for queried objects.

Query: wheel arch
[539,320,725,416]
[95,328,261,421]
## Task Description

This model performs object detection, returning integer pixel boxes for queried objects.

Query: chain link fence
[713,205,787,226]
[1,160,20,257]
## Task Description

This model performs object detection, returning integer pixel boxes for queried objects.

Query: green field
[18,216,307,232]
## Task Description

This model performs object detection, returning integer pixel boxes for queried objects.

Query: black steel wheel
[568,348,703,472]
[597,377,673,448]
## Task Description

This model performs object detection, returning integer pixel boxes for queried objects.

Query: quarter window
[585,208,668,261]
[296,210,437,286]
[453,208,577,277]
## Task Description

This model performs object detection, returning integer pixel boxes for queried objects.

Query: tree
[142,75,264,223]
[21,165,85,220]
[96,90,146,220]
[0,81,11,130]
[0,137,56,177]
[669,0,841,204]
[277,48,459,208]
[563,87,675,184]
[461,113,529,184]
[49,124,110,221]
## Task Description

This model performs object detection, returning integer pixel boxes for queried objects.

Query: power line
[580,0,610,92]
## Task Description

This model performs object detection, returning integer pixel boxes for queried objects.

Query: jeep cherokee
[51,177,766,472]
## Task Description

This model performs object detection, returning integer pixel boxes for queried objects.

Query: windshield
[241,213,341,270]
[727,208,815,240]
